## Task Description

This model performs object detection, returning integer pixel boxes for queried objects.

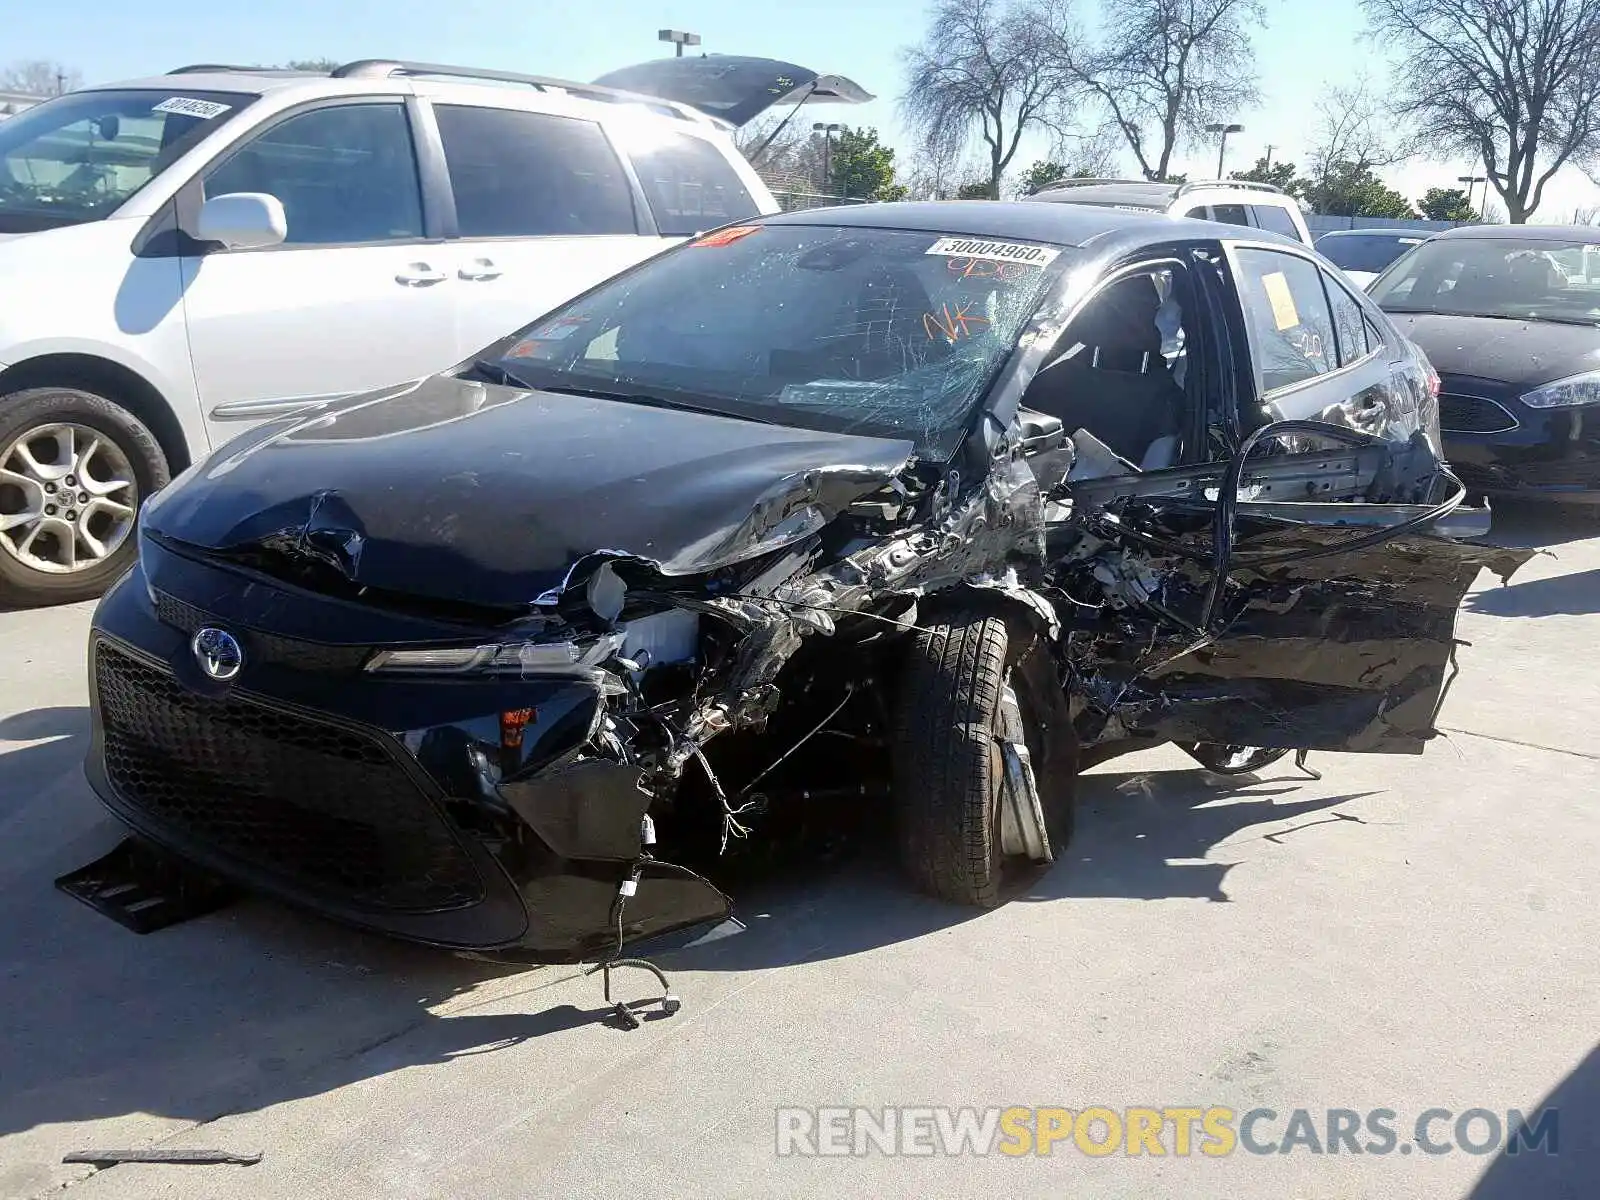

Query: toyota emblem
[192,627,244,681]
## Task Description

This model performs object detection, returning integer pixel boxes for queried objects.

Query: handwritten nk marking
[924,301,991,342]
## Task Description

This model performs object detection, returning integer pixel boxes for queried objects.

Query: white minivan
[0,56,869,604]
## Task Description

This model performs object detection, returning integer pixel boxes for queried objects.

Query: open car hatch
[592,55,874,127]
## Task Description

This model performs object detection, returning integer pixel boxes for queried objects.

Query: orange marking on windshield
[947,256,1031,281]
[923,301,991,341]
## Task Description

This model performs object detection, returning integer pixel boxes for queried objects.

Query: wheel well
[0,354,192,473]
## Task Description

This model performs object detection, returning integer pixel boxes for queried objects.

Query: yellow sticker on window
[1261,271,1300,330]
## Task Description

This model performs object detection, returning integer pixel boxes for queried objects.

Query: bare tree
[1,60,81,96]
[1305,75,1413,188]
[1046,0,1263,182]
[900,0,1070,199]
[1364,0,1600,223]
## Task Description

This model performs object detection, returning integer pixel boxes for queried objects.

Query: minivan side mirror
[196,192,288,251]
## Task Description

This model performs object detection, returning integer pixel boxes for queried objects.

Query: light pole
[813,122,843,195]
[658,29,701,57]
[1457,173,1487,216]
[1205,122,1243,178]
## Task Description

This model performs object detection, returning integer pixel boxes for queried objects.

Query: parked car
[1314,228,1430,288]
[78,201,1525,960]
[1368,224,1600,501]
[0,56,870,606]
[1024,178,1313,246]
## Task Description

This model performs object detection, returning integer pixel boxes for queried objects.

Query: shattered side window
[493,225,1072,458]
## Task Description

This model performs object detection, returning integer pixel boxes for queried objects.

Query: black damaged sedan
[84,203,1526,960]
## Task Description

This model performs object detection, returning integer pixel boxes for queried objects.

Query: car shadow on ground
[1467,1042,1598,1199]
[1465,566,1600,618]
[653,764,1373,972]
[1474,499,1600,550]
[0,756,1359,1166]
[0,706,90,809]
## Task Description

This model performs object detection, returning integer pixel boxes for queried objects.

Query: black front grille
[153,590,371,674]
[95,642,483,913]
[1440,393,1518,434]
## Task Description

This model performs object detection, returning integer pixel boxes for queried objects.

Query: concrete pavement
[1,502,1595,1199]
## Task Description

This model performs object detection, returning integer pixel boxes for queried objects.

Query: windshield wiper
[537,384,775,424]
[464,359,536,389]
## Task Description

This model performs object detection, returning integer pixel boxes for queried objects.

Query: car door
[423,98,669,356]
[179,98,458,437]
[1052,241,1527,754]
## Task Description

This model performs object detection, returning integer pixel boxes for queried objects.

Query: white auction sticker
[925,236,1060,267]
[152,96,233,119]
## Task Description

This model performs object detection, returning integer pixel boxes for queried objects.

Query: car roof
[1027,182,1179,208]
[1429,223,1600,242]
[1316,228,1426,240]
[762,199,1292,251]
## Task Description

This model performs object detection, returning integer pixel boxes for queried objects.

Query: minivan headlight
[1522,370,1600,409]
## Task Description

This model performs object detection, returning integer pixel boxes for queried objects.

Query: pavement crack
[1440,726,1600,760]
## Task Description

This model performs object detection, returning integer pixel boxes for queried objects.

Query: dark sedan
[1369,224,1600,501]
[78,203,1524,962]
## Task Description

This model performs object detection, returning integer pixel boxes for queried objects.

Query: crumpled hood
[144,375,914,609]
[1387,311,1600,389]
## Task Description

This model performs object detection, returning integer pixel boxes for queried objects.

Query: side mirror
[196,192,287,251]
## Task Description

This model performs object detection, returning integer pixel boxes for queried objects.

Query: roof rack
[1175,179,1285,196]
[332,60,716,125]
[167,64,319,75]
[168,59,720,127]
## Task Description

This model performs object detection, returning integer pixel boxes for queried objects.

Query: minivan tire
[0,387,169,608]
[891,606,1075,907]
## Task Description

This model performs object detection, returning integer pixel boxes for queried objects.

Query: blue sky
[11,0,1600,218]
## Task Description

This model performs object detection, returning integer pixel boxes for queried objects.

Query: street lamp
[1458,173,1488,215]
[814,122,843,195]
[658,29,701,57]
[1205,122,1244,178]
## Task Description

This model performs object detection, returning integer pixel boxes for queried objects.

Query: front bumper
[1440,382,1600,500]
[83,553,730,961]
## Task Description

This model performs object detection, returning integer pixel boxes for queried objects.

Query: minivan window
[1250,203,1302,241]
[0,89,254,232]
[1233,247,1338,392]
[1210,203,1251,227]
[623,132,759,236]
[433,105,635,238]
[205,103,422,245]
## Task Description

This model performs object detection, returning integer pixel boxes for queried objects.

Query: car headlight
[1522,370,1600,409]
[366,633,625,675]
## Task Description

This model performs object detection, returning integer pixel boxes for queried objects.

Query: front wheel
[891,607,1075,907]
[0,387,169,607]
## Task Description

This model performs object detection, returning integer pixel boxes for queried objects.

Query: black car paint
[83,206,1529,959]
[1389,311,1600,499]
[141,376,916,609]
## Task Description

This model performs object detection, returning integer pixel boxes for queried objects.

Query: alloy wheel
[0,422,138,574]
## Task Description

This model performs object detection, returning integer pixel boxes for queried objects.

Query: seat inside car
[1022,272,1185,470]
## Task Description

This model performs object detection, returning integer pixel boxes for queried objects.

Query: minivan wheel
[0,387,169,607]
[891,607,1075,908]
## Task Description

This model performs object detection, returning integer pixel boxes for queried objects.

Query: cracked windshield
[494,224,1072,458]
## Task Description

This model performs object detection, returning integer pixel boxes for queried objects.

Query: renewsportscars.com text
[775,1105,1560,1158]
